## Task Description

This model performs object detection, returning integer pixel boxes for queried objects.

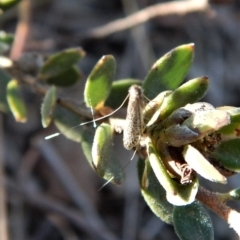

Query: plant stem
[197,186,240,236]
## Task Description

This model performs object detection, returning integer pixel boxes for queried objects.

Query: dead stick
[85,0,210,38]
[0,115,9,240]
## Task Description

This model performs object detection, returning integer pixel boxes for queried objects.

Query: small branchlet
[3,44,240,239]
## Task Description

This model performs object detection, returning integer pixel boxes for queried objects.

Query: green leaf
[7,79,27,122]
[173,201,214,240]
[45,66,81,87]
[0,68,10,112]
[0,31,14,52]
[84,55,116,109]
[53,105,83,142]
[0,0,21,11]
[212,139,240,171]
[138,158,174,224]
[92,123,124,184]
[41,86,57,128]
[147,77,209,126]
[159,77,209,120]
[105,79,142,108]
[183,145,226,184]
[183,110,230,137]
[159,103,229,146]
[153,108,199,147]
[39,47,85,80]
[0,31,14,44]
[143,90,172,124]
[143,43,194,99]
[92,123,113,176]
[161,124,199,147]
[147,142,198,206]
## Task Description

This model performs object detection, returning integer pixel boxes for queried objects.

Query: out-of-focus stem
[10,0,31,60]
[0,115,9,240]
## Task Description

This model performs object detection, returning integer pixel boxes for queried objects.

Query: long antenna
[98,177,114,191]
[45,93,130,140]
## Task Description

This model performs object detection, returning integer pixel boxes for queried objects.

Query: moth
[123,85,146,150]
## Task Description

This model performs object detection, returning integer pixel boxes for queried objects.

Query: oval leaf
[138,158,174,224]
[183,110,230,137]
[105,78,142,108]
[147,142,198,206]
[212,139,240,171]
[183,145,227,184]
[92,123,113,176]
[143,43,194,99]
[173,201,214,240]
[144,90,172,124]
[46,66,81,87]
[92,123,124,184]
[147,77,209,126]
[41,86,57,128]
[0,31,14,52]
[158,76,209,121]
[163,125,199,147]
[39,47,85,80]
[147,143,175,195]
[84,55,116,109]
[7,79,27,122]
[0,0,21,11]
[53,105,83,142]
[0,31,14,44]
[0,68,10,112]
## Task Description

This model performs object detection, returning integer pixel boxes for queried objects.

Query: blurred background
[1,0,240,239]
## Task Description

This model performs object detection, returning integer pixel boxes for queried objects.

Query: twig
[84,0,210,38]
[196,186,240,236]
[0,115,9,240]
[10,0,31,60]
